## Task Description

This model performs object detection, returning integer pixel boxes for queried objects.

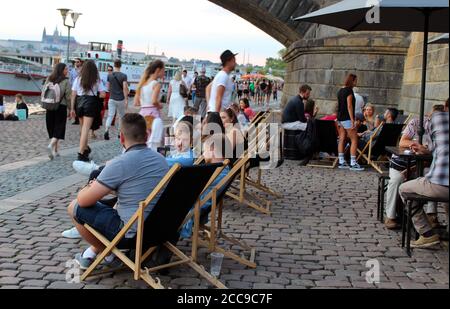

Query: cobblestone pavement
[0,161,448,289]
[0,98,448,289]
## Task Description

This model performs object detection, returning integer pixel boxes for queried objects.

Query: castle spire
[42,27,47,41]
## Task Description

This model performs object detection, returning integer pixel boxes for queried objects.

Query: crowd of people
[281,72,449,249]
[235,78,281,107]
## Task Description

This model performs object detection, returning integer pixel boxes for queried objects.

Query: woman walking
[46,63,72,160]
[70,60,106,162]
[337,74,364,171]
[167,71,188,122]
[135,60,165,151]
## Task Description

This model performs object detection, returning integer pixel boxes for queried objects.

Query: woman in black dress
[46,63,72,160]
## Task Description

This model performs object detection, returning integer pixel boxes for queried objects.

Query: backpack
[40,81,62,111]
[295,119,319,160]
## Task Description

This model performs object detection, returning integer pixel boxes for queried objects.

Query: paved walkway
[0,102,448,289]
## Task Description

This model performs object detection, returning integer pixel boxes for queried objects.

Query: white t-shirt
[208,70,233,112]
[72,76,107,96]
[182,75,193,89]
[354,92,365,114]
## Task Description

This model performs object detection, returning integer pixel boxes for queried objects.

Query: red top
[321,114,337,121]
[244,107,256,121]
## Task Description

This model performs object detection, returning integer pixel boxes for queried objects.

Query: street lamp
[57,8,82,63]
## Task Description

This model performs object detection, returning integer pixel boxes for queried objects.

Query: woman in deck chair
[180,133,231,239]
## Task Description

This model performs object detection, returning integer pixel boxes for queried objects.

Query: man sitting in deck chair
[67,114,170,269]
[358,108,399,150]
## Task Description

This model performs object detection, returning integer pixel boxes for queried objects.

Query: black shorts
[237,90,243,96]
[77,95,100,118]
[243,89,250,95]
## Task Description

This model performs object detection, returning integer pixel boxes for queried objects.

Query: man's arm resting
[77,181,112,208]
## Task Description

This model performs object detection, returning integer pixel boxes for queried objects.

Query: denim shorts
[73,202,124,242]
[339,120,353,130]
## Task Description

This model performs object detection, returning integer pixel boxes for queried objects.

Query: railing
[0,63,51,76]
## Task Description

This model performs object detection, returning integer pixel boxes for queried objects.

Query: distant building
[41,27,77,45]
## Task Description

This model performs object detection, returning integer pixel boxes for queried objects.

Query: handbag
[179,82,188,98]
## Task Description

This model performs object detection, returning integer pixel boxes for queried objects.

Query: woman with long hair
[134,60,165,151]
[363,103,376,131]
[46,63,71,160]
[337,74,364,171]
[220,108,245,158]
[167,71,188,121]
[70,60,106,162]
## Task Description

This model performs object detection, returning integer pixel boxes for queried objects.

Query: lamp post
[57,8,82,63]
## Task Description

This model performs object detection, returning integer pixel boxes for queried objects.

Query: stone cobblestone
[0,109,448,289]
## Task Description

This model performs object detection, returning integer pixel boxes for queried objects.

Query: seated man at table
[399,110,449,248]
[384,115,433,230]
[282,84,311,131]
[67,113,169,269]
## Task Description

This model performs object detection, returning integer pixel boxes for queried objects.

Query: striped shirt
[426,112,449,187]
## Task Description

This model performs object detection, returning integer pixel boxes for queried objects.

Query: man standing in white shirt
[182,70,193,90]
[353,88,365,114]
[208,50,237,113]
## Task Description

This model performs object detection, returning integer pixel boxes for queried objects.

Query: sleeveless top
[140,80,161,117]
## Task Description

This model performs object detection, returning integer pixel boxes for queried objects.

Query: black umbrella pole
[419,12,430,145]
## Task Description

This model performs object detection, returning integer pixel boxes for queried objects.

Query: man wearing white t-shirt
[208,50,237,113]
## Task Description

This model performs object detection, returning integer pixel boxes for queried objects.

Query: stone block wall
[399,33,449,115]
[282,32,410,115]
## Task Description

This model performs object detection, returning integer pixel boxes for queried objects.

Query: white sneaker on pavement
[73,160,99,177]
[62,227,81,239]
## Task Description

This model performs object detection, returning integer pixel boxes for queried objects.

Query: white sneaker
[62,227,81,239]
[73,160,99,177]
[47,144,54,160]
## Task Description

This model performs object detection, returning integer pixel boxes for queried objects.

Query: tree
[264,48,286,77]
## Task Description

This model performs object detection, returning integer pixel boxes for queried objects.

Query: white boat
[0,52,55,96]
[78,42,181,94]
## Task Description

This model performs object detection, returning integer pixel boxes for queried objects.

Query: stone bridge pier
[208,0,449,115]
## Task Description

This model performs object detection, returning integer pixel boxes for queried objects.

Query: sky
[0,0,284,66]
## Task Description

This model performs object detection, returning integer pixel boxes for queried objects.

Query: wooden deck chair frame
[357,123,405,174]
[80,164,228,289]
[228,111,283,215]
[192,157,257,269]
[307,120,339,169]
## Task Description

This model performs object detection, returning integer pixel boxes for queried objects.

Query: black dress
[46,79,70,140]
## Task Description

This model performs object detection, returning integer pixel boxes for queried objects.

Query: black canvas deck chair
[227,112,283,215]
[80,163,228,289]
[192,157,258,269]
[357,123,405,174]
[394,114,412,125]
[307,120,339,169]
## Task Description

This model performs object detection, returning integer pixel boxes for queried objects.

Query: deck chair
[357,123,405,174]
[227,112,283,215]
[192,157,258,269]
[307,120,339,169]
[80,163,228,289]
[394,114,412,125]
